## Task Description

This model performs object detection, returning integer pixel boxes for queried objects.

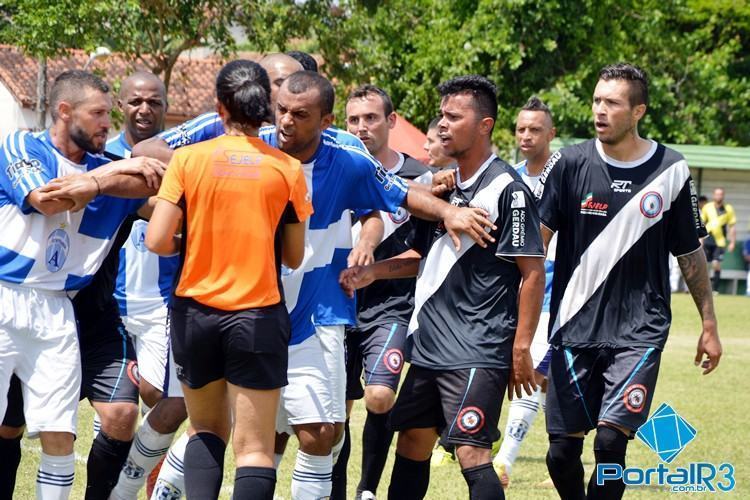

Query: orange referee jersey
[157,135,313,310]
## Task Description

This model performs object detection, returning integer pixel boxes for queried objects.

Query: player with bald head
[259,53,304,112]
[111,72,167,152]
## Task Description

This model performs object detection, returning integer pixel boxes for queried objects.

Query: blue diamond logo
[636,403,697,463]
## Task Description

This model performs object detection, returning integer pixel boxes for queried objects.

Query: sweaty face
[70,89,112,154]
[437,93,481,160]
[424,127,453,168]
[275,85,326,158]
[345,95,392,156]
[592,79,640,145]
[120,79,166,143]
[515,110,553,162]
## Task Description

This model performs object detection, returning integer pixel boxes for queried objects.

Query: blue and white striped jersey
[0,130,143,291]
[515,160,555,313]
[105,136,179,317]
[158,116,409,345]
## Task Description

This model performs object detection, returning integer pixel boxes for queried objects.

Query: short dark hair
[437,75,498,123]
[347,84,394,116]
[520,95,554,125]
[216,60,272,129]
[428,115,441,130]
[286,51,318,73]
[49,70,110,121]
[284,71,335,115]
[598,63,649,107]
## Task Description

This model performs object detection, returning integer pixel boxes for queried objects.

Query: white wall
[0,82,51,139]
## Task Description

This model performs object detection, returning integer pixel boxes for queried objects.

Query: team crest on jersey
[131,225,148,252]
[388,207,409,224]
[640,191,663,218]
[127,360,140,387]
[457,406,485,434]
[383,348,403,374]
[45,228,70,272]
[623,384,647,413]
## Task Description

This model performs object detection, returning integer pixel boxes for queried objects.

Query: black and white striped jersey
[536,139,705,350]
[407,155,545,371]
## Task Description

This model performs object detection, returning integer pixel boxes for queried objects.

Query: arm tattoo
[677,248,716,321]
[387,260,410,273]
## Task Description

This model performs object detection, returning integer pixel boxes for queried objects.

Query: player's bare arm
[145,199,183,255]
[540,224,555,255]
[404,188,495,251]
[25,188,76,216]
[339,249,422,298]
[510,255,545,399]
[677,247,722,374]
[348,211,384,267]
[282,221,306,269]
[131,136,175,164]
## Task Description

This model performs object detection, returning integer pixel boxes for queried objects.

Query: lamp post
[83,46,111,70]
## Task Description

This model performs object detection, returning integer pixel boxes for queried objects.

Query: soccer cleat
[357,490,376,500]
[430,444,456,467]
[493,461,510,489]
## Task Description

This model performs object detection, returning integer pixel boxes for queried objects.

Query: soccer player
[424,116,455,169]
[492,96,556,487]
[701,187,736,293]
[340,75,546,500]
[287,50,319,72]
[146,59,312,500]
[339,84,433,499]
[0,70,163,499]
[536,63,722,500]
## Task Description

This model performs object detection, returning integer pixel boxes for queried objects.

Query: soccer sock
[85,431,132,500]
[140,402,152,418]
[587,426,628,500]
[462,463,504,500]
[387,453,430,500]
[712,269,721,291]
[330,420,350,500]
[359,410,394,494]
[184,433,226,500]
[36,452,75,500]
[233,466,276,500]
[494,387,541,473]
[546,434,585,500]
[0,435,22,499]
[291,451,332,500]
[149,432,188,500]
[110,417,174,500]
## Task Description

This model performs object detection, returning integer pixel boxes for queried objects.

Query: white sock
[291,450,332,500]
[149,431,188,500]
[331,433,345,465]
[274,452,285,469]
[36,452,74,500]
[141,402,152,418]
[110,417,175,499]
[494,387,541,474]
[93,413,101,439]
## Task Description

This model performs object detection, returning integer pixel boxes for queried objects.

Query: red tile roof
[0,45,257,120]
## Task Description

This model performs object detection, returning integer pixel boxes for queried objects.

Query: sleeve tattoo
[677,248,716,321]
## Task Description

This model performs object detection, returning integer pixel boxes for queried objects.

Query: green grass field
[16,294,748,498]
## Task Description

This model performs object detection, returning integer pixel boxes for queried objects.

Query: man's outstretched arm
[677,247,722,374]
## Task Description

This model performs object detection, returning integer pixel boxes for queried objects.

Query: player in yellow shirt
[701,187,736,293]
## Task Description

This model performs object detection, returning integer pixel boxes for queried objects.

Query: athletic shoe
[358,490,376,500]
[493,461,510,489]
[430,444,456,467]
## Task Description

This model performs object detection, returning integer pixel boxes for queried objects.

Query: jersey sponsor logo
[640,192,664,218]
[6,158,42,188]
[580,192,609,217]
[534,150,561,200]
[510,190,526,208]
[689,180,702,231]
[611,180,633,193]
[623,383,647,413]
[131,225,148,252]
[383,348,404,374]
[388,207,409,225]
[127,360,140,387]
[45,227,70,272]
[456,406,485,434]
[511,208,527,247]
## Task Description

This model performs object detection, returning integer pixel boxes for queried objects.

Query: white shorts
[276,325,346,434]
[123,306,169,391]
[0,282,81,436]
[163,333,184,399]
[531,311,551,372]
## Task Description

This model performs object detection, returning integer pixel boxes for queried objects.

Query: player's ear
[548,126,557,142]
[633,103,647,122]
[57,100,73,122]
[479,117,494,136]
[387,112,397,129]
[320,112,334,131]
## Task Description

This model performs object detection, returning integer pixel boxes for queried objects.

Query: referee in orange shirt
[146,60,313,500]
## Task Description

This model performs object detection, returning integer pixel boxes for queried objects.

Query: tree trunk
[36,56,47,130]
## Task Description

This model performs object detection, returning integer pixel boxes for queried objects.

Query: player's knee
[455,444,491,469]
[148,397,187,434]
[396,428,435,461]
[98,402,139,439]
[593,425,628,459]
[546,434,584,473]
[295,422,335,455]
[39,431,74,455]
[364,385,395,414]
[0,425,24,439]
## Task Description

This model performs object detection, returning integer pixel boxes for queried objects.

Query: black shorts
[170,297,290,390]
[2,375,25,428]
[546,346,661,436]
[390,365,507,448]
[703,242,725,262]
[79,315,139,404]
[345,323,407,400]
